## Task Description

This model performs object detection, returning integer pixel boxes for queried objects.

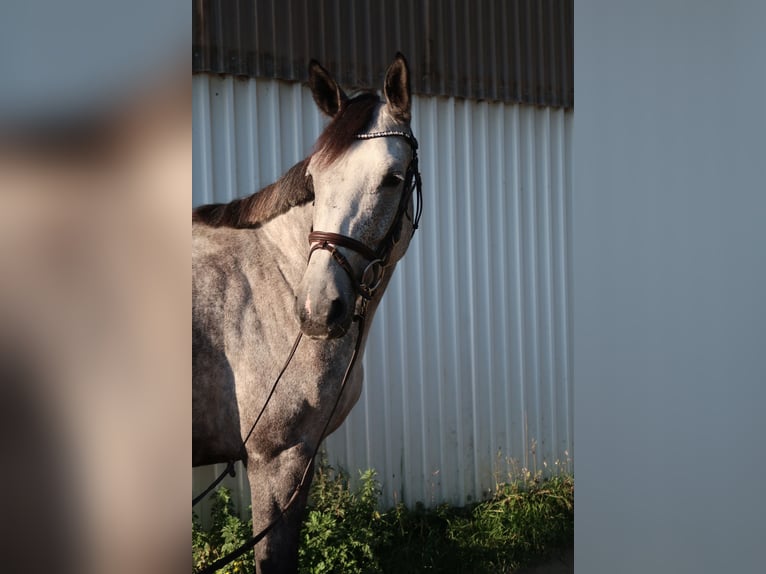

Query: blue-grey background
[575,1,766,571]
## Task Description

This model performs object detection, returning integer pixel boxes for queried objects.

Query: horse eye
[381,173,404,188]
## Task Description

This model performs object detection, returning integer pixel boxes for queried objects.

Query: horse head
[295,54,421,339]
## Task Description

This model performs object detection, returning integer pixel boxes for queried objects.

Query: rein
[193,130,422,574]
[195,316,367,574]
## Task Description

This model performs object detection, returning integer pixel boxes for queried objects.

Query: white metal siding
[193,75,573,509]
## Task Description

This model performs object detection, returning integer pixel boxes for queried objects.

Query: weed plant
[193,487,253,573]
[192,460,573,573]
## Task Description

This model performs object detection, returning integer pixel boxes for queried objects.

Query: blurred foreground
[0,2,189,573]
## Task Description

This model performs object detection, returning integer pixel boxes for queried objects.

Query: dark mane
[192,158,313,228]
[192,92,380,229]
[312,92,380,166]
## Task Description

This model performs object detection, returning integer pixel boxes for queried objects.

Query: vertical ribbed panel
[193,0,574,108]
[192,76,324,208]
[193,75,573,509]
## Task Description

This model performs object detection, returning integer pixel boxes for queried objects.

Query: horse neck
[256,190,313,271]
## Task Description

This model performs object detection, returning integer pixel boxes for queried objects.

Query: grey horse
[193,53,420,573]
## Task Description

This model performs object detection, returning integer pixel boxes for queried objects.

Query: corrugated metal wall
[193,0,573,109]
[192,74,573,509]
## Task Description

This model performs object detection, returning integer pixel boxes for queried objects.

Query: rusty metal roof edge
[192,0,573,109]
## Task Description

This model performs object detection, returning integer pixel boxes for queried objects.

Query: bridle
[193,129,423,574]
[307,130,423,304]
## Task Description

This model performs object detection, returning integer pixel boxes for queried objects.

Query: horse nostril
[327,298,346,325]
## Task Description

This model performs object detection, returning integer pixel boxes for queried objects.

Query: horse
[192,53,421,573]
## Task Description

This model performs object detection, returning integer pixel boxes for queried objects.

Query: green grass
[193,462,573,573]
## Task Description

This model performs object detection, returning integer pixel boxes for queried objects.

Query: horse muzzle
[294,258,355,339]
[295,295,352,339]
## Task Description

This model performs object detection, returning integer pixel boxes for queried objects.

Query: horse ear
[308,59,347,118]
[384,52,411,123]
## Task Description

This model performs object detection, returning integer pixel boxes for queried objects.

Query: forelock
[312,92,381,167]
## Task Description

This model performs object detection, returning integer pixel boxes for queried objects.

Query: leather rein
[193,130,422,574]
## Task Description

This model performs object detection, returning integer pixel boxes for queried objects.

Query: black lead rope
[191,460,236,507]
